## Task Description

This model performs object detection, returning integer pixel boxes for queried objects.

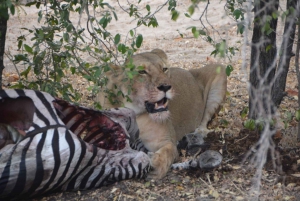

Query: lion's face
[122,49,175,122]
[98,49,175,122]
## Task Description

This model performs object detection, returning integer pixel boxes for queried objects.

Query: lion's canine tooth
[164,100,168,108]
[155,102,158,109]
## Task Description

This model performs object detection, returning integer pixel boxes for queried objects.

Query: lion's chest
[136,113,174,152]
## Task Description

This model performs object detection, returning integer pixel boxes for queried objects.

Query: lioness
[97,49,227,179]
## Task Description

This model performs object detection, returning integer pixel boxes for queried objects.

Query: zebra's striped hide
[0,89,150,200]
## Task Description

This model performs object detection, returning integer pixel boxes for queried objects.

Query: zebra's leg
[171,150,222,170]
[130,138,149,153]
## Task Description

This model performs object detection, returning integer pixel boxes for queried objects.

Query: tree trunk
[294,3,300,141]
[297,24,300,141]
[272,0,299,107]
[0,5,9,90]
[249,0,279,119]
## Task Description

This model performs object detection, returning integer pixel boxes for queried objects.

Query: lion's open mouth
[145,97,169,113]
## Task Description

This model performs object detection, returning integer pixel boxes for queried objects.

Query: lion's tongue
[155,99,165,109]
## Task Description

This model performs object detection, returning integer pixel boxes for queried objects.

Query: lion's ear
[151,49,167,60]
[151,49,169,67]
[107,63,124,75]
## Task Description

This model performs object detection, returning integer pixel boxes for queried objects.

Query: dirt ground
[3,0,300,200]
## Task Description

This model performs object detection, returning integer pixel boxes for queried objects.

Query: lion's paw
[194,127,213,138]
[146,152,169,180]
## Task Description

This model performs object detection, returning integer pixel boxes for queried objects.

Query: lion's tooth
[164,100,168,108]
[155,102,158,109]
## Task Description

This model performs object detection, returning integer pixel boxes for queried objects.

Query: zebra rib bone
[53,98,127,150]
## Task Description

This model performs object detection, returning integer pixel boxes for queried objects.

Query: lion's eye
[162,68,169,73]
[138,70,147,75]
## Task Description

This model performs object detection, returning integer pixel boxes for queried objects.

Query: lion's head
[99,49,175,122]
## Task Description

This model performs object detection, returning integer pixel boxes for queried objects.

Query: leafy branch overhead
[2,0,239,105]
[3,0,179,104]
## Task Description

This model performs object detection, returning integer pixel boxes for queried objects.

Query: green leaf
[99,17,108,29]
[130,30,134,37]
[10,82,26,89]
[272,11,278,19]
[216,41,227,58]
[66,23,73,32]
[127,71,133,79]
[114,34,121,44]
[233,9,242,20]
[240,107,248,119]
[220,119,229,127]
[137,65,144,70]
[210,50,217,57]
[34,50,46,64]
[24,44,33,54]
[14,54,29,63]
[70,67,76,74]
[20,66,32,78]
[176,29,183,38]
[47,41,62,51]
[207,36,213,43]
[118,44,127,54]
[228,47,236,56]
[255,119,265,131]
[262,22,271,34]
[188,5,194,15]
[237,22,245,34]
[265,44,272,52]
[265,15,272,22]
[244,119,256,131]
[18,40,23,50]
[266,28,273,35]
[226,65,234,76]
[112,11,118,21]
[36,1,41,8]
[25,1,37,7]
[168,0,177,11]
[63,32,69,42]
[148,17,158,27]
[199,29,206,35]
[146,5,150,11]
[94,67,101,77]
[191,27,199,38]
[10,5,15,15]
[171,10,180,21]
[184,13,190,18]
[136,34,143,48]
[38,10,43,23]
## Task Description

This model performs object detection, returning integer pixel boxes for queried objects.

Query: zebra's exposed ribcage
[0,89,150,200]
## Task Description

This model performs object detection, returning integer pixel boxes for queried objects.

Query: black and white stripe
[0,89,150,200]
[130,138,149,153]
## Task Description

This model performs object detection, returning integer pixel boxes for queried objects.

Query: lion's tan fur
[97,49,227,179]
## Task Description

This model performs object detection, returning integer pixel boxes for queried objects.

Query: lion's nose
[157,85,171,92]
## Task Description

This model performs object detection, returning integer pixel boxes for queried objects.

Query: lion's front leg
[147,142,178,180]
[191,64,227,137]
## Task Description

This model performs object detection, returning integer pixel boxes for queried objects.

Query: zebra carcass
[0,89,150,199]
